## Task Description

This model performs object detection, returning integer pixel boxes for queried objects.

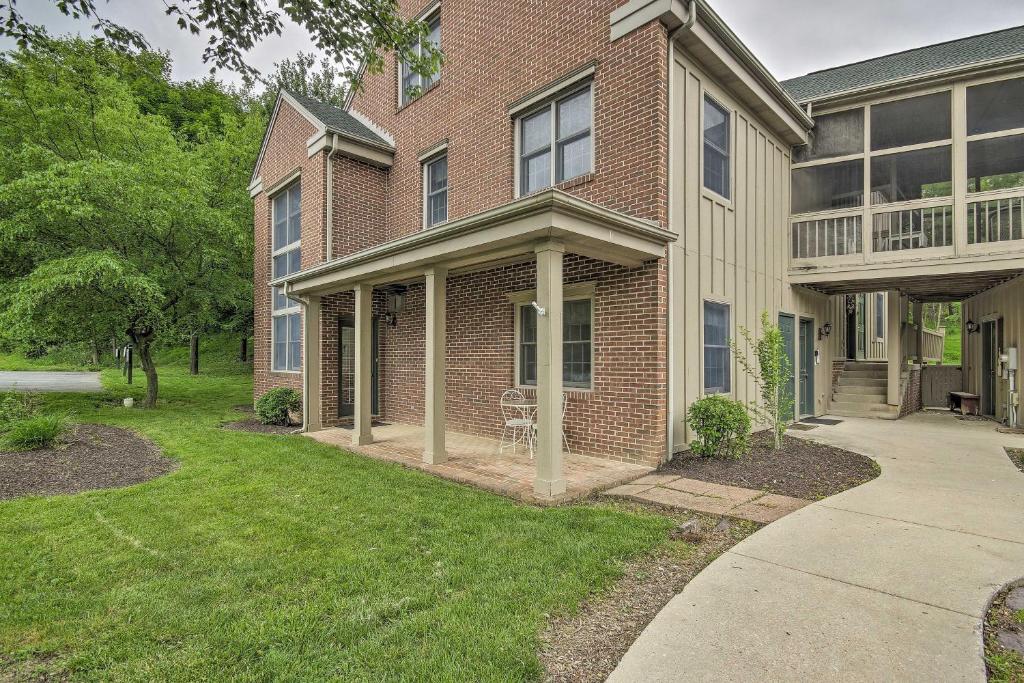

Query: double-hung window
[518,85,593,196]
[400,9,441,106]
[703,301,731,394]
[518,298,592,389]
[703,95,731,199]
[272,182,302,372]
[424,153,448,227]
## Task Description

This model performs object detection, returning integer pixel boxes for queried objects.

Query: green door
[799,318,815,417]
[779,313,796,422]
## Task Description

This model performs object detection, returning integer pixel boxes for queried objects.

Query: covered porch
[274,189,675,499]
[306,422,651,504]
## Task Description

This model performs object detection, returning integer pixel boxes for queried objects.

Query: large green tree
[0,38,258,405]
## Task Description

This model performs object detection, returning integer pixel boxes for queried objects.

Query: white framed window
[703,300,731,394]
[423,153,448,227]
[703,94,731,200]
[272,181,302,372]
[516,297,593,389]
[517,84,593,196]
[399,8,441,107]
[874,292,885,340]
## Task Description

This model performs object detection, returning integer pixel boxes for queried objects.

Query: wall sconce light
[965,320,980,334]
[818,322,832,340]
[384,286,406,327]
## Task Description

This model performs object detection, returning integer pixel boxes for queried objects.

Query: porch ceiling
[275,189,675,297]
[797,269,1024,302]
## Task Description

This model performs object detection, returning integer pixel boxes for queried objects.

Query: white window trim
[271,182,303,373]
[701,298,732,396]
[398,5,442,108]
[513,82,594,199]
[509,283,595,391]
[701,91,734,205]
[422,150,449,229]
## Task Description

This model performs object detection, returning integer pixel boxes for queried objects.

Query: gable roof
[285,91,391,148]
[781,25,1024,103]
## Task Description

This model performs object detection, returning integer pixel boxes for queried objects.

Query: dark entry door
[779,313,796,422]
[982,319,997,416]
[799,318,815,417]
[845,295,857,359]
[338,315,379,418]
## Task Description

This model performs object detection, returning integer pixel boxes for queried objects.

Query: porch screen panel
[967,77,1024,135]
[794,108,864,163]
[967,134,1024,193]
[870,91,951,151]
[791,160,863,214]
[870,146,952,204]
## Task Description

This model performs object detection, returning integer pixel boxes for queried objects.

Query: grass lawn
[0,347,673,681]
[943,327,962,366]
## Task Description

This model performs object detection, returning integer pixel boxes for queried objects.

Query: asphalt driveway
[610,412,1024,682]
[0,371,103,393]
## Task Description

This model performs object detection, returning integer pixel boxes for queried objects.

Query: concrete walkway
[610,412,1024,682]
[0,371,102,393]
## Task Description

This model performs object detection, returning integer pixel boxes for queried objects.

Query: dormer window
[400,8,441,107]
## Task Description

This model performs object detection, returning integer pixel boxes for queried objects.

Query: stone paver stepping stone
[1005,587,1024,611]
[997,630,1024,656]
[609,475,810,523]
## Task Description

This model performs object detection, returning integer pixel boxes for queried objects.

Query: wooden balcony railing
[872,205,954,252]
[968,195,1024,244]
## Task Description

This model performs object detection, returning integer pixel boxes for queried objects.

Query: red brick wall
[314,255,668,466]
[349,0,669,239]
[331,156,389,259]
[253,101,327,400]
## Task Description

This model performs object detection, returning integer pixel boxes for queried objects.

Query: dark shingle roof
[781,26,1024,102]
[286,90,392,149]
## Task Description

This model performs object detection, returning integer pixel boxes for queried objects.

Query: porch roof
[275,189,675,296]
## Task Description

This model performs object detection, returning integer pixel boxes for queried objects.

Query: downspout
[326,133,338,261]
[664,1,696,461]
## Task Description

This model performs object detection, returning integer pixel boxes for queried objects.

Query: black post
[126,344,133,385]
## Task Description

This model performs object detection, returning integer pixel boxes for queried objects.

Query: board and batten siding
[963,273,1024,422]
[669,48,833,452]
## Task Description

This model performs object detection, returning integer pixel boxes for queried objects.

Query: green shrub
[255,388,302,426]
[2,414,70,451]
[686,395,751,459]
[0,392,39,432]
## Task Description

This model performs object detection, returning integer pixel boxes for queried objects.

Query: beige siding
[669,48,833,452]
[963,274,1024,422]
[826,292,889,361]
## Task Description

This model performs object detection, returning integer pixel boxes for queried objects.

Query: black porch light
[818,322,832,340]
[965,320,980,334]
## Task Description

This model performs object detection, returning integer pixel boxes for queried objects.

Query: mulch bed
[1006,448,1024,474]
[221,418,301,435]
[540,502,757,682]
[984,580,1024,681]
[0,424,176,501]
[659,430,879,500]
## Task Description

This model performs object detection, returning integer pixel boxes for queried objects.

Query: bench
[949,391,980,416]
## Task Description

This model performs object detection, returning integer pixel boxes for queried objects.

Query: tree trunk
[189,333,199,375]
[90,340,100,366]
[130,329,159,408]
[239,336,248,362]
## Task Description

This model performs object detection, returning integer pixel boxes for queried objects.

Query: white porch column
[424,266,447,464]
[352,283,374,445]
[533,241,566,497]
[887,289,902,406]
[303,295,323,432]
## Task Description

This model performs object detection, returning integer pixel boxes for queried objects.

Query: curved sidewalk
[610,412,1024,682]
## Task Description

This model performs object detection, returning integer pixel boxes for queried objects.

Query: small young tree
[732,311,794,450]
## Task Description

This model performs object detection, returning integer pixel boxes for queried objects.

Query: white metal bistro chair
[530,393,571,458]
[499,389,533,455]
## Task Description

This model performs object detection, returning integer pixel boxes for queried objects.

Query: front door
[799,317,815,417]
[856,294,867,360]
[779,313,796,422]
[982,319,998,416]
[845,295,857,359]
[338,314,379,418]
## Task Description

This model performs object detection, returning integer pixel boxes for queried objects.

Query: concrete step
[841,370,888,379]
[838,376,887,387]
[833,384,887,396]
[830,400,899,419]
[844,362,887,370]
[832,391,888,404]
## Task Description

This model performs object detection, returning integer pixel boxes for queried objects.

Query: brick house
[252,0,1024,498]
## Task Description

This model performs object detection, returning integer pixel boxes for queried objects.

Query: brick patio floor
[605,474,809,523]
[305,423,652,505]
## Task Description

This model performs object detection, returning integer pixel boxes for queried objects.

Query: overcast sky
[3,0,1024,85]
